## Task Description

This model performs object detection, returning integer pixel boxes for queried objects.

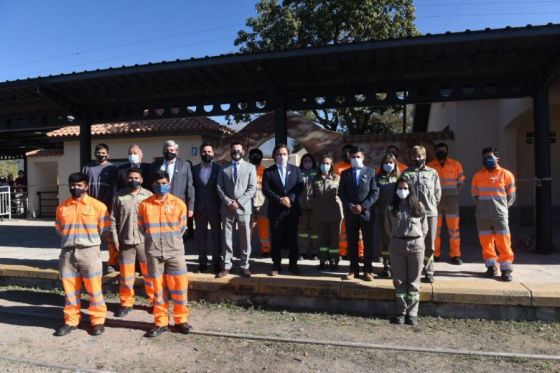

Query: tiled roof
[46,117,235,139]
[25,149,64,158]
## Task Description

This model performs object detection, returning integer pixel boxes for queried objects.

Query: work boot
[145,326,169,338]
[240,268,252,278]
[485,266,498,278]
[424,273,434,283]
[381,266,392,279]
[433,256,441,262]
[114,306,132,318]
[450,256,463,265]
[175,323,193,334]
[501,270,513,282]
[390,315,405,325]
[106,265,117,274]
[216,269,230,278]
[54,324,76,337]
[405,316,418,326]
[90,325,105,336]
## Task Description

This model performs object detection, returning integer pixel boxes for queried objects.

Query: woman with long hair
[385,177,428,326]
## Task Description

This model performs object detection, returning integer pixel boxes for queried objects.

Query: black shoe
[145,326,169,338]
[405,316,418,326]
[317,262,325,270]
[450,256,463,265]
[289,266,302,275]
[240,268,252,278]
[501,270,513,282]
[54,324,76,337]
[341,255,348,261]
[433,256,441,262]
[381,266,392,279]
[390,315,405,325]
[90,324,105,336]
[424,274,435,283]
[106,265,117,274]
[196,265,208,273]
[485,266,498,278]
[114,306,132,318]
[175,323,193,334]
[261,252,270,258]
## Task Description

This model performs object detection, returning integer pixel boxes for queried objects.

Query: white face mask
[128,154,140,164]
[276,155,288,166]
[350,157,363,169]
[320,163,331,174]
[382,163,395,173]
[396,188,410,200]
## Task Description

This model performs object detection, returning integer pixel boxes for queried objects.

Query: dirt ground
[0,287,559,372]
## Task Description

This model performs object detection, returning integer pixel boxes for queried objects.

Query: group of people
[54,138,516,335]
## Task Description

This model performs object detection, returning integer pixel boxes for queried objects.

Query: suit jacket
[117,162,151,191]
[262,163,303,219]
[150,158,195,211]
[193,161,221,215]
[217,159,257,215]
[338,166,379,221]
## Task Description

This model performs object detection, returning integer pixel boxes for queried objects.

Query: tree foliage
[233,0,418,134]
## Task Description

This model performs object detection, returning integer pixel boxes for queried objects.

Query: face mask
[231,150,242,161]
[320,164,331,174]
[303,160,313,170]
[276,155,288,166]
[413,158,425,168]
[382,163,395,173]
[435,151,447,161]
[152,184,170,195]
[396,188,409,200]
[96,155,107,163]
[350,157,363,169]
[128,154,140,164]
[69,187,86,198]
[201,154,214,163]
[249,155,262,165]
[127,180,142,189]
[483,156,497,169]
[163,151,177,161]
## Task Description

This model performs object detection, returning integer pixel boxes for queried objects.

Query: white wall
[27,157,59,214]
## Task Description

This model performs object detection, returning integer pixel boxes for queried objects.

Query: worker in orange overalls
[471,147,516,282]
[249,148,271,257]
[139,170,192,338]
[54,172,109,337]
[333,144,363,259]
[110,167,154,317]
[427,143,465,265]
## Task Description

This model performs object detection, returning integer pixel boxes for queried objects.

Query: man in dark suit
[117,144,151,191]
[338,147,379,281]
[150,140,195,221]
[192,143,222,273]
[262,144,303,276]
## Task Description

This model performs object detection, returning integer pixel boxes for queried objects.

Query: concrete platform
[1,219,560,321]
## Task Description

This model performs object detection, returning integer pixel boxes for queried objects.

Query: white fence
[0,186,11,220]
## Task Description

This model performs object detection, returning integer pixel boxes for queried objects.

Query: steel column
[79,119,92,169]
[274,95,288,146]
[532,84,554,254]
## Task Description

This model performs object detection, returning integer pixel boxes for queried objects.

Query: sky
[0,0,559,83]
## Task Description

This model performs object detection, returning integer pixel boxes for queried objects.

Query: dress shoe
[390,315,405,325]
[268,270,279,277]
[54,324,76,337]
[405,316,418,326]
[485,266,498,278]
[196,265,208,273]
[381,266,392,279]
[424,274,435,283]
[114,306,132,318]
[364,272,374,282]
[501,270,513,282]
[433,256,441,263]
[175,323,193,334]
[90,324,105,336]
[216,269,230,278]
[145,326,169,338]
[450,256,463,265]
[317,262,326,270]
[345,272,356,280]
[240,268,252,278]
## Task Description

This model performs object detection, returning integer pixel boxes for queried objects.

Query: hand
[113,241,120,252]
[350,204,362,215]
[280,197,291,208]
[229,201,239,211]
[187,210,194,218]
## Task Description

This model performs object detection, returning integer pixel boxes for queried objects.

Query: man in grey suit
[150,140,195,218]
[193,143,222,274]
[216,142,257,278]
[338,147,380,282]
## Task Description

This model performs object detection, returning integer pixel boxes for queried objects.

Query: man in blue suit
[338,147,379,281]
[262,144,303,276]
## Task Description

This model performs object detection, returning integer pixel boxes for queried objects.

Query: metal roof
[1,23,560,156]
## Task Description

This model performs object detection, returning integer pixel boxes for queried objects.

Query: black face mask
[96,155,107,163]
[413,159,425,168]
[201,154,214,163]
[69,187,86,198]
[435,151,448,161]
[127,180,142,189]
[249,155,262,165]
[163,151,177,161]
[231,151,242,161]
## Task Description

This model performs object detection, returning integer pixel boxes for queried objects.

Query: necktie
[354,168,359,186]
[280,166,285,186]
[233,163,238,183]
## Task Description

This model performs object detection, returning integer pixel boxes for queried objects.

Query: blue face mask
[483,156,497,169]
[152,184,170,194]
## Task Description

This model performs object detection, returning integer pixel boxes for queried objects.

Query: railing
[0,186,11,220]
[37,191,58,218]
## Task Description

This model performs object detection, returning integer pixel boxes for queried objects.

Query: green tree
[233,0,418,134]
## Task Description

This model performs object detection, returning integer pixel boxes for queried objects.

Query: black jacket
[338,166,379,221]
[192,161,221,214]
[262,163,303,219]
